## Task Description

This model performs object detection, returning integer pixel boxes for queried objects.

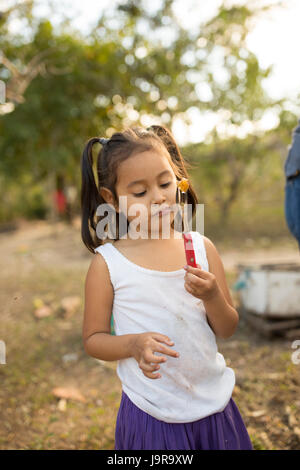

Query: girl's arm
[82,253,137,361]
[184,236,239,339]
[83,253,180,375]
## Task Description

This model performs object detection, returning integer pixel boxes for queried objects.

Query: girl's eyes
[133,182,171,198]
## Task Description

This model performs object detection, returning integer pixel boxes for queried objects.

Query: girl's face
[115,148,178,238]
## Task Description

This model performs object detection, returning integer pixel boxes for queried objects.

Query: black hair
[80,125,198,253]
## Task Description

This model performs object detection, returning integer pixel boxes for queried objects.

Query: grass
[0,220,300,449]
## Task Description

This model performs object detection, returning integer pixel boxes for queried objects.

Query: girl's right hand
[131,332,180,380]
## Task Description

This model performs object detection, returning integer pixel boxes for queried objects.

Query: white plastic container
[235,262,300,318]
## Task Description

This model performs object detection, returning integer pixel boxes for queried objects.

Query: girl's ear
[100,187,119,213]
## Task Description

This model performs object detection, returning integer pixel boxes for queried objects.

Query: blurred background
[1,0,300,450]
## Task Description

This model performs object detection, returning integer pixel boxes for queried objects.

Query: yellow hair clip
[176,178,189,208]
[177,178,189,193]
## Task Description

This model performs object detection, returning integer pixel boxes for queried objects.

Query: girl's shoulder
[202,235,214,253]
[201,235,217,262]
[201,235,226,275]
[93,241,116,287]
[87,248,113,287]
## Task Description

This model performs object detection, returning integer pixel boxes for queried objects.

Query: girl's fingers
[139,360,161,372]
[155,343,180,358]
[147,333,180,362]
[144,347,167,364]
[149,355,167,364]
[185,282,193,292]
[152,333,174,346]
[144,371,161,379]
[185,265,208,280]
[139,361,162,379]
[185,272,204,286]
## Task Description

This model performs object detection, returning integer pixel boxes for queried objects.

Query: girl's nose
[151,196,166,207]
[151,188,166,205]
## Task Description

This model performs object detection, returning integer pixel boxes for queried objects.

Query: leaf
[247,409,266,418]
[60,296,81,318]
[62,353,78,363]
[33,297,44,309]
[34,305,52,318]
[52,386,86,403]
[293,427,300,439]
[285,405,297,427]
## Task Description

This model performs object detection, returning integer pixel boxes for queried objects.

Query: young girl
[81,125,253,450]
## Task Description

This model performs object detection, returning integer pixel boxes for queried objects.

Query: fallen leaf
[62,353,78,363]
[293,427,300,438]
[265,373,283,380]
[259,431,273,449]
[58,321,72,330]
[52,386,86,403]
[247,409,266,418]
[33,297,44,309]
[34,305,53,318]
[61,296,81,318]
[285,405,298,427]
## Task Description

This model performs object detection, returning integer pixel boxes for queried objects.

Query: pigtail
[80,137,102,253]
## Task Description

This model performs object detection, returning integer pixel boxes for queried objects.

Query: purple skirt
[115,390,253,450]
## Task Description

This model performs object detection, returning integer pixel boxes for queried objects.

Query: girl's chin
[132,222,175,238]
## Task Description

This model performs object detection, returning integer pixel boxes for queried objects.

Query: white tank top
[94,231,235,423]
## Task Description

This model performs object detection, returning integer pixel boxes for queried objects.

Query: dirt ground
[0,219,300,450]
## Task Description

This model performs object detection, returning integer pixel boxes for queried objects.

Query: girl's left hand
[183,264,219,301]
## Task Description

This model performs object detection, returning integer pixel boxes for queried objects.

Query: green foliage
[0,0,299,231]
[0,175,48,222]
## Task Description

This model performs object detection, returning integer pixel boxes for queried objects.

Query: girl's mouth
[153,207,171,217]
[159,208,171,216]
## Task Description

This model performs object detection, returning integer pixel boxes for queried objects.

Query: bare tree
[0,0,70,112]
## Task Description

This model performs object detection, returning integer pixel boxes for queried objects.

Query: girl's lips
[159,208,171,216]
[153,207,171,216]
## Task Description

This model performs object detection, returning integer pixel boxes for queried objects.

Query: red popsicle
[183,232,197,268]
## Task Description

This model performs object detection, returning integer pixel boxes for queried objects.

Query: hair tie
[177,178,189,207]
[177,178,189,193]
[97,137,110,145]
